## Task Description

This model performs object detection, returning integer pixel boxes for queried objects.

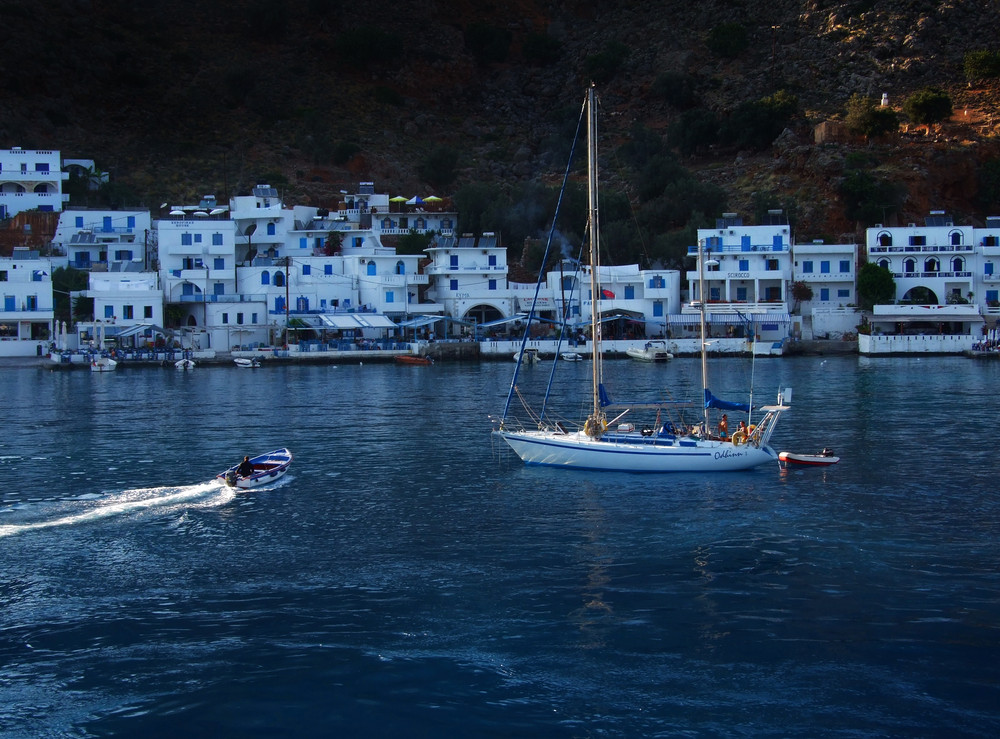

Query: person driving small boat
[236,456,254,478]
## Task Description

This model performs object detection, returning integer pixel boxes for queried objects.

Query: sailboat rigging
[493,84,790,472]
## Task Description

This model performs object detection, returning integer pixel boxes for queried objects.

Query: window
[114,250,133,261]
[709,287,721,301]
[736,287,747,301]
[75,217,84,227]
[624,285,634,299]
[385,290,394,303]
[820,288,830,301]
[181,233,192,246]
[951,231,962,246]
[820,261,830,274]
[488,279,497,290]
[802,260,813,273]
[302,264,311,275]
[909,235,926,246]
[952,257,964,272]
[274,271,285,287]
[840,260,850,273]
[299,237,307,249]
[26,295,37,311]
[104,305,113,318]
[222,313,229,324]
[878,233,892,246]
[986,262,995,276]
[877,259,890,270]
[366,262,376,276]
[904,259,916,274]
[236,313,244,325]
[267,223,276,236]
[182,283,194,296]
[653,301,663,317]
[837,289,850,298]
[252,313,258,324]
[194,233,202,243]
[739,259,749,271]
[766,259,779,271]
[214,283,224,296]
[450,255,459,268]
[488,255,497,267]
[924,258,939,272]
[103,217,112,232]
[450,279,458,291]
[261,271,270,285]
[985,236,999,247]
[213,233,223,245]
[123,305,134,319]
[987,290,998,302]
[144,306,153,319]
[324,264,332,275]
[35,163,49,173]
[214,257,224,270]
[395,260,405,275]
[0,271,5,282]
[127,216,135,229]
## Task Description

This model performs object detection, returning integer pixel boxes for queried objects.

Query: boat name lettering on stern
[714,448,747,460]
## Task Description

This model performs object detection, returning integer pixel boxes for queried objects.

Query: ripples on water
[0,357,998,736]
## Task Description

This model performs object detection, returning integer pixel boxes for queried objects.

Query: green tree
[964,50,1000,81]
[979,158,1000,209]
[419,146,459,190]
[464,23,511,66]
[523,31,561,65]
[839,170,905,224]
[903,87,953,126]
[395,229,433,255]
[857,262,895,311]
[707,22,748,59]
[668,108,719,156]
[583,40,629,83]
[51,266,89,326]
[719,90,798,152]
[844,93,899,139]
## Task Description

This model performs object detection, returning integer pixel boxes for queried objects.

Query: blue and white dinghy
[217,448,293,488]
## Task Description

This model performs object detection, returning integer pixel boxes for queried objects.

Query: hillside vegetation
[3,0,1000,266]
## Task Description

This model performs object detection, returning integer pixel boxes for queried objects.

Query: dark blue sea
[1,355,998,737]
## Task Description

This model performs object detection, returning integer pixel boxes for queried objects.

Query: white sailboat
[493,85,789,472]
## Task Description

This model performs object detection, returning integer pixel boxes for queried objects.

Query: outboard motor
[225,470,238,487]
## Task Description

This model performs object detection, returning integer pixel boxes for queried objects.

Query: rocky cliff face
[2,0,999,243]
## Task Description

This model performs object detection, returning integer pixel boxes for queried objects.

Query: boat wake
[0,481,235,538]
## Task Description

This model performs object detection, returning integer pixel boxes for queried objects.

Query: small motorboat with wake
[778,448,839,467]
[217,448,293,488]
[234,356,263,368]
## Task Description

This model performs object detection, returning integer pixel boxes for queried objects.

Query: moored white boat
[626,340,673,362]
[778,449,839,466]
[175,358,196,370]
[514,348,540,364]
[234,357,262,368]
[493,86,788,473]
[561,352,583,361]
[91,357,117,372]
[217,448,293,488]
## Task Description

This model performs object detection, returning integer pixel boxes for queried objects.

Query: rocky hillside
[3,0,1000,253]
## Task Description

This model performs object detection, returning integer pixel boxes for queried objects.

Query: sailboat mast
[587,84,602,422]
[698,239,710,432]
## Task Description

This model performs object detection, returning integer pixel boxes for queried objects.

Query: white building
[687,212,793,345]
[866,211,975,306]
[791,239,858,339]
[80,271,166,349]
[425,233,511,330]
[0,147,69,219]
[0,248,55,356]
[157,213,241,349]
[51,208,152,270]
[974,215,1000,316]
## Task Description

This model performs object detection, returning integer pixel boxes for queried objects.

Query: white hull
[175,359,196,370]
[626,343,673,362]
[91,358,117,372]
[496,429,777,472]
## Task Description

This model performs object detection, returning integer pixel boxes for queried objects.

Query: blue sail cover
[704,388,750,413]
